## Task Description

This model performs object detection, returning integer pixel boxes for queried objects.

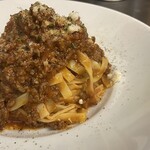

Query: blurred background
[73,0,150,26]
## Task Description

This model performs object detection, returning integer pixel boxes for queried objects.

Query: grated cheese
[79,99,84,105]
[68,24,81,33]
[69,11,79,21]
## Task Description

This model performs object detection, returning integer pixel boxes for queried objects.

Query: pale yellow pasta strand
[45,99,56,113]
[92,60,101,71]
[55,112,86,123]
[93,57,108,82]
[70,78,87,84]
[37,103,50,119]
[9,93,29,111]
[77,51,94,93]
[38,112,86,123]
[68,82,82,90]
[94,84,106,101]
[61,67,75,82]
[47,104,78,119]
[58,79,72,99]
[67,60,85,75]
[49,72,63,86]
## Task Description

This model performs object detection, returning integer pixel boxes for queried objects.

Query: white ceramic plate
[0,0,150,150]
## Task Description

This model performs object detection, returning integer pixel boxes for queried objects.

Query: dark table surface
[74,0,150,26]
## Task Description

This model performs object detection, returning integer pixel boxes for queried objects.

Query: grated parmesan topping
[69,11,79,21]
[32,5,39,13]
[79,99,84,105]
[68,24,81,33]
[107,70,121,83]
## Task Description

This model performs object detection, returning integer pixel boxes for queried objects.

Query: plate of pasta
[0,0,150,150]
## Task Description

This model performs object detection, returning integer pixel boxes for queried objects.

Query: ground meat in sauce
[0,2,110,130]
